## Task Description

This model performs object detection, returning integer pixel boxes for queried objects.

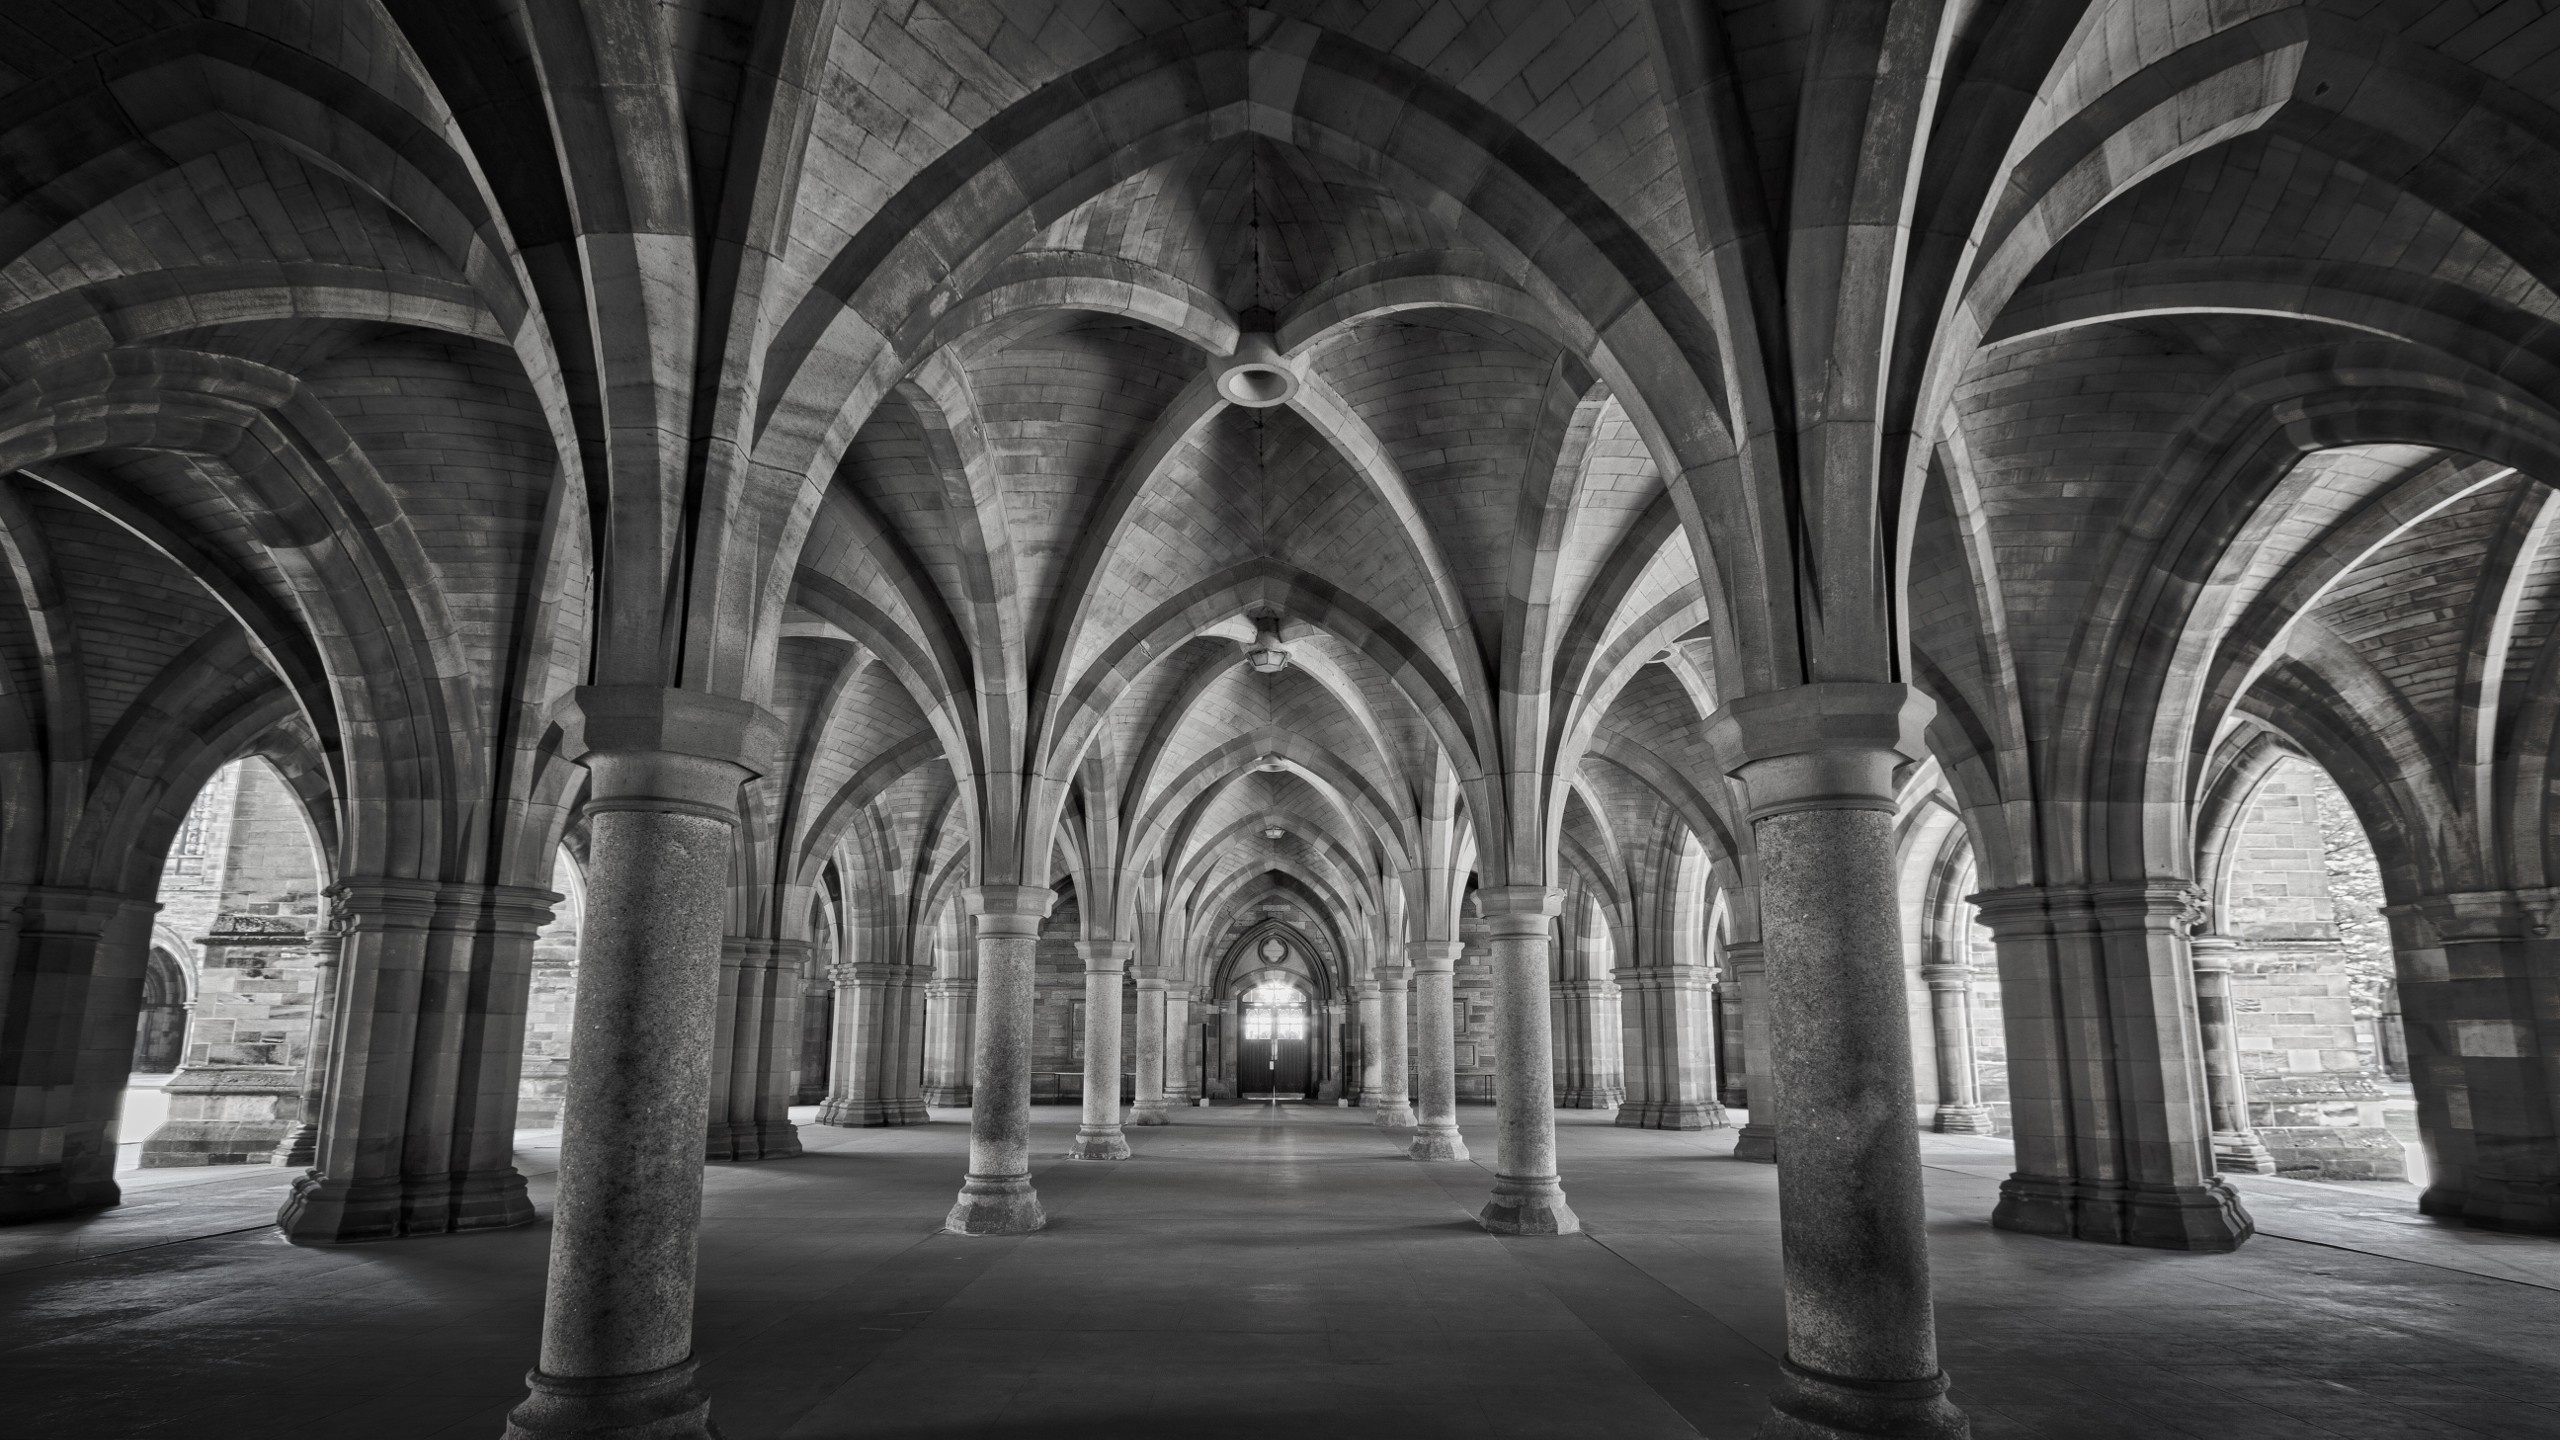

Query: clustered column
[271,916,343,1167]
[706,938,805,1159]
[0,889,146,1223]
[819,956,926,1127]
[946,885,1055,1233]
[1407,941,1468,1160]
[1476,887,1576,1234]
[505,687,772,1440]
[2393,893,2560,1231]
[1709,684,1965,1440]
[2186,935,2274,1171]
[1725,937,1778,1161]
[1072,941,1132,1160]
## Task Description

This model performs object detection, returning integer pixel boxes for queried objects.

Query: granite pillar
[1131,971,1170,1124]
[1369,963,1414,1127]
[1073,942,1132,1160]
[504,686,773,1440]
[1408,942,1468,1160]
[945,885,1054,1233]
[1476,889,1576,1234]
[1709,684,1965,1440]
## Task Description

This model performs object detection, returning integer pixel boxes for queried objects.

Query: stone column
[819,960,924,1125]
[1726,939,1778,1160]
[1369,963,1415,1127]
[282,880,554,1242]
[0,889,147,1223]
[1354,979,1382,1104]
[2391,893,2560,1231]
[1319,999,1347,1102]
[1167,988,1199,1104]
[2187,936,2275,1172]
[1130,970,1170,1124]
[1476,889,1576,1234]
[1615,963,1728,1129]
[921,915,975,1108]
[1922,961,1996,1136]
[1973,881,2250,1252]
[504,686,773,1440]
[271,919,344,1167]
[1408,942,1469,1160]
[1708,684,1965,1440]
[1073,942,1132,1160]
[706,938,806,1159]
[945,885,1055,1233]
[794,951,832,1106]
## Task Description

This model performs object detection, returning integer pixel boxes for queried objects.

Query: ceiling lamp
[1245,615,1291,674]
[1262,825,1286,841]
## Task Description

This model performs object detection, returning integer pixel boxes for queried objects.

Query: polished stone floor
[3,1103,2557,1438]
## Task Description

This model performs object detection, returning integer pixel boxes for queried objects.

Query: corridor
[4,1108,2556,1439]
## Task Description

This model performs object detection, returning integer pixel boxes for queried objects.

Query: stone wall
[2221,758,2402,1181]
[140,760,324,1166]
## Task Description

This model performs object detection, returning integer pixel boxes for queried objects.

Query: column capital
[555,685,781,819]
[1917,962,1974,989]
[1404,940,1463,971]
[2187,934,2237,974]
[1076,940,1134,971]
[966,885,1055,939]
[1969,878,2207,937]
[1703,682,1934,819]
[1477,886,1562,938]
[1132,969,1171,991]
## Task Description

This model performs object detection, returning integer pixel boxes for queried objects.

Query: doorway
[1239,979,1312,1099]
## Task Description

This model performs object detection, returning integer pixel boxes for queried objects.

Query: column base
[705,1121,804,1161]
[2427,1175,2560,1234]
[1616,1100,1731,1131]
[1931,1105,1996,1136]
[1991,1172,2252,1252]
[1128,1103,1172,1126]
[2210,1129,2279,1175]
[1759,1358,1968,1440]
[503,1358,715,1440]
[1070,1127,1130,1160]
[1478,1175,1580,1235]
[276,1167,537,1244]
[269,1123,320,1168]
[1734,1121,1777,1162]
[1408,1124,1470,1161]
[815,1098,928,1128]
[921,1085,972,1108]
[945,1174,1046,1234]
[1371,1101,1415,1128]
[0,1168,116,1225]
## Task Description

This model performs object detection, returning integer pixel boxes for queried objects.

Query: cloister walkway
[3,1109,2555,1439]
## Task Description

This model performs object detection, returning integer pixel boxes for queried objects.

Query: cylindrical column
[1073,942,1133,1159]
[1408,942,1468,1160]
[506,687,772,1440]
[1130,972,1170,1124]
[1168,989,1199,1103]
[271,920,343,1167]
[1711,685,1965,1440]
[1354,980,1382,1104]
[1725,938,1778,1160]
[1921,962,1994,1135]
[2189,936,2275,1173]
[945,885,1055,1233]
[1477,889,1576,1234]
[1369,964,1415,1127]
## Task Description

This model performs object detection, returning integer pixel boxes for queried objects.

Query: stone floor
[3,1104,2556,1438]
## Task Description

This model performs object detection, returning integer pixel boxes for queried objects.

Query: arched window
[1241,979,1307,1040]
